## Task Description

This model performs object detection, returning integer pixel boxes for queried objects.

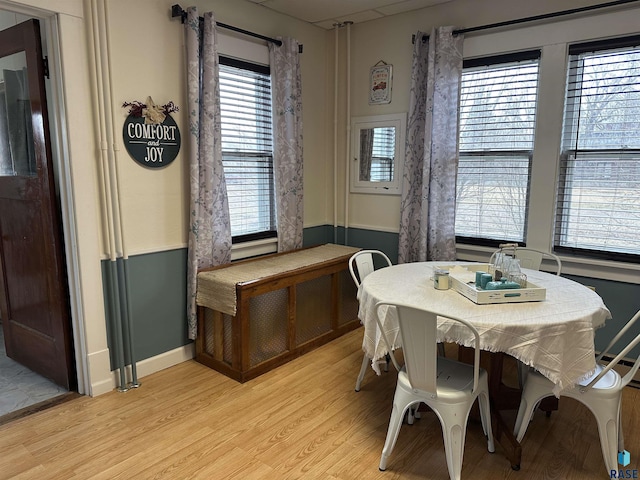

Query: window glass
[455,52,540,244]
[555,38,640,259]
[368,126,395,182]
[219,58,276,241]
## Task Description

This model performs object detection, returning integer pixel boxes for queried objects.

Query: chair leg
[593,400,622,473]
[436,402,472,480]
[516,360,529,390]
[379,390,412,471]
[514,393,549,443]
[618,419,625,453]
[355,354,369,392]
[477,390,495,453]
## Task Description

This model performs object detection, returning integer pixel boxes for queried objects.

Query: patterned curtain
[185,8,232,340]
[268,37,304,252]
[398,27,463,263]
[359,128,374,181]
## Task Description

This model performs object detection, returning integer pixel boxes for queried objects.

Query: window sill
[231,237,277,261]
[456,243,640,285]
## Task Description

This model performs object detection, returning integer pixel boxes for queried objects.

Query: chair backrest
[586,309,640,390]
[374,302,481,396]
[348,250,392,287]
[489,247,562,276]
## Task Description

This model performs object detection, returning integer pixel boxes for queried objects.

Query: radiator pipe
[102,0,139,388]
[89,0,128,392]
[333,23,340,244]
[344,21,353,246]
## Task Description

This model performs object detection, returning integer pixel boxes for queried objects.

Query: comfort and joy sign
[122,97,180,168]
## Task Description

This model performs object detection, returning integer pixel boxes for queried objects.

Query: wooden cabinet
[195,244,361,382]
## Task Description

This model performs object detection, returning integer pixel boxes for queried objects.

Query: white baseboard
[90,344,195,396]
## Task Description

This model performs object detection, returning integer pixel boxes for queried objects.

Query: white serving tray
[436,264,546,305]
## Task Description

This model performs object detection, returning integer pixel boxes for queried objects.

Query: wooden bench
[195,244,361,382]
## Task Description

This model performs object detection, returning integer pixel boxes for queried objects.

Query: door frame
[44,14,89,395]
[0,5,89,394]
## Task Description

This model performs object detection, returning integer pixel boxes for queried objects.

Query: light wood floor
[1,328,638,480]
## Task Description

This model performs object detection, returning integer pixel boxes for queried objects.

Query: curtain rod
[171,4,304,52]
[414,0,640,43]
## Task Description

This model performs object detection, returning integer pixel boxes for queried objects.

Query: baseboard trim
[91,344,195,396]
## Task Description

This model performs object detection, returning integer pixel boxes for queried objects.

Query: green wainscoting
[304,225,399,264]
[102,227,640,369]
[102,249,190,370]
[563,274,640,357]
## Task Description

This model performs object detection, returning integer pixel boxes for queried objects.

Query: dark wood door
[0,19,75,390]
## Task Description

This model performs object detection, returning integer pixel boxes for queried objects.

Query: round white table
[358,262,612,395]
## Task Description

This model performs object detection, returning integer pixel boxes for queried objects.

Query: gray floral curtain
[398,27,463,263]
[268,37,303,252]
[186,8,232,340]
[359,128,374,181]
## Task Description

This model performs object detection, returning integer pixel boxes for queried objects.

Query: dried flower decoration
[122,96,179,125]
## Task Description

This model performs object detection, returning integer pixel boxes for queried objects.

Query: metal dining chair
[490,246,563,390]
[514,308,640,474]
[349,250,393,392]
[489,246,562,276]
[375,302,495,480]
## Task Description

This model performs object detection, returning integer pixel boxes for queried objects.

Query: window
[555,36,640,260]
[455,51,540,245]
[369,126,395,181]
[219,56,276,241]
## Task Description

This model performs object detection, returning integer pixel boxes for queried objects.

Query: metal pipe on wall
[103,0,140,388]
[343,21,353,246]
[333,23,340,244]
[89,0,128,392]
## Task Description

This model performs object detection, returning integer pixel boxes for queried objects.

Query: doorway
[0,14,76,417]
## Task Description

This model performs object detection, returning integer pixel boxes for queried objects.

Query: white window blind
[455,52,540,243]
[556,37,640,259]
[370,126,395,182]
[219,58,276,239]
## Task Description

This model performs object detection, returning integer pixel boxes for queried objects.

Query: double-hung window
[555,36,640,260]
[455,51,541,246]
[368,126,395,181]
[219,56,276,242]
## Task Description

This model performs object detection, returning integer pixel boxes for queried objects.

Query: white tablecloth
[358,262,611,395]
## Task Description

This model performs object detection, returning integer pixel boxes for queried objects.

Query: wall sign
[369,61,392,105]
[122,97,180,168]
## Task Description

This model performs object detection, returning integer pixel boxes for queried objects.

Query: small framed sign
[369,62,392,105]
[122,97,181,169]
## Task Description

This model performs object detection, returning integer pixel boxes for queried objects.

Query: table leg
[457,347,559,470]
[488,352,522,470]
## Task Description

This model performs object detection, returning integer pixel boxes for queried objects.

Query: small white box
[436,264,546,305]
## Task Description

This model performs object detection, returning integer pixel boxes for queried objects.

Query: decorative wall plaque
[122,97,180,168]
[369,61,392,105]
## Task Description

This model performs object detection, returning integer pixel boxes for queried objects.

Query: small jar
[433,269,450,290]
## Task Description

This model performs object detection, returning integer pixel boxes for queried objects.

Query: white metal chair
[490,246,562,389]
[349,250,393,392]
[513,309,640,474]
[489,246,562,276]
[375,302,495,480]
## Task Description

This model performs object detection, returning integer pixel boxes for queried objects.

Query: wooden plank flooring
[1,327,638,479]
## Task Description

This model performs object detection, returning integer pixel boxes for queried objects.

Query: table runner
[197,243,360,315]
